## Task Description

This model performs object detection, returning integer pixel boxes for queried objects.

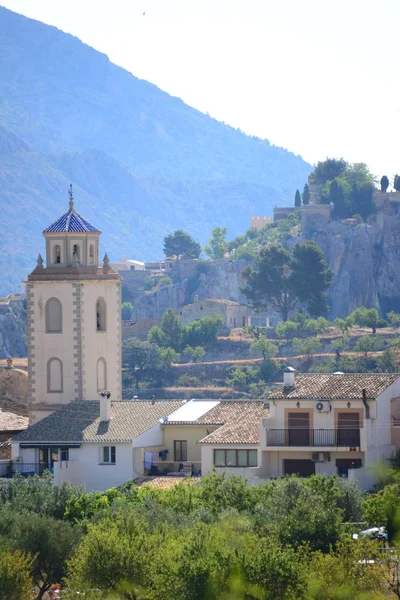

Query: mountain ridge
[0,5,311,293]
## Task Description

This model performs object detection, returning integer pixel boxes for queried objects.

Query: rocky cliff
[132,199,400,322]
[133,259,250,319]
[298,198,400,318]
[0,299,27,358]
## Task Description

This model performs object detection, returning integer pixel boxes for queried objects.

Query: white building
[11,371,400,491]
[26,187,122,424]
[200,370,400,488]
[112,257,145,271]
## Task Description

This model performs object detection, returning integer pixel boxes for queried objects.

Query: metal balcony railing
[1,462,49,477]
[144,461,202,477]
[266,429,361,447]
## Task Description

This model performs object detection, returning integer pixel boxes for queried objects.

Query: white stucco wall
[366,380,400,465]
[29,281,76,411]
[63,443,134,491]
[260,450,364,478]
[81,281,121,401]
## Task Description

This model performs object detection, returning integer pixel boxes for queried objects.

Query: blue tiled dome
[44,205,100,234]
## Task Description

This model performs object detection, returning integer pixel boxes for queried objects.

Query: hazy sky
[2,0,400,177]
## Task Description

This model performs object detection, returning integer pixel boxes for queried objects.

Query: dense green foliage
[121,302,134,320]
[349,307,385,334]
[204,227,229,259]
[122,339,166,387]
[0,7,311,294]
[242,242,332,321]
[294,189,301,207]
[311,159,376,219]
[1,472,399,599]
[148,309,223,353]
[163,230,201,259]
[0,549,33,600]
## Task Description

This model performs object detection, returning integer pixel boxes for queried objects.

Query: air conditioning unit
[311,452,325,462]
[315,401,330,413]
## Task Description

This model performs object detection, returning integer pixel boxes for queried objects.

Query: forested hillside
[0,6,311,293]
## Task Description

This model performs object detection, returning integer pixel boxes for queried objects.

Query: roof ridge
[65,208,73,231]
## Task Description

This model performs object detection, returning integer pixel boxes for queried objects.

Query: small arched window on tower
[45,298,62,333]
[54,245,61,264]
[47,358,63,393]
[97,358,107,391]
[89,244,94,264]
[96,298,106,331]
[72,244,80,264]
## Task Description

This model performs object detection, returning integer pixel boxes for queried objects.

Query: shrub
[176,375,202,387]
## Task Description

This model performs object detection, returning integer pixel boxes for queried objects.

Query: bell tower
[26,187,122,424]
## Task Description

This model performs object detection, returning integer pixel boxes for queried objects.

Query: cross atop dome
[68,183,74,211]
[43,186,100,234]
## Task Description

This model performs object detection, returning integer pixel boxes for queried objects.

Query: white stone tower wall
[81,280,122,401]
[27,281,76,423]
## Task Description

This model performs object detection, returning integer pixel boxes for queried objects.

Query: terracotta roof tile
[13,400,183,444]
[268,373,399,401]
[199,401,267,444]
[135,476,201,490]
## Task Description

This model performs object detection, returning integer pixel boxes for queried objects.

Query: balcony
[145,461,202,477]
[266,428,361,448]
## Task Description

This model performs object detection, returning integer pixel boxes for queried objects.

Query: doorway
[337,412,360,446]
[288,412,310,446]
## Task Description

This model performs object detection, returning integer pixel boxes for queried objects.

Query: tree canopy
[311,159,376,219]
[242,242,332,321]
[204,227,228,259]
[163,230,201,259]
[294,189,301,207]
[122,338,165,387]
[380,175,389,192]
[302,183,310,205]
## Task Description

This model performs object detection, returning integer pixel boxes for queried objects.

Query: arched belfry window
[47,358,63,393]
[54,245,61,264]
[45,298,62,333]
[96,298,106,331]
[72,244,80,263]
[97,358,107,391]
[89,244,94,264]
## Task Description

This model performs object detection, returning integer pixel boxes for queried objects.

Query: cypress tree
[294,189,301,207]
[302,183,310,205]
[380,175,389,192]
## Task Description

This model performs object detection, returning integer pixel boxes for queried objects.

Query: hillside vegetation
[0,6,311,293]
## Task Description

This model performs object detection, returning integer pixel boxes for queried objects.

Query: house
[112,257,146,271]
[259,369,400,487]
[197,369,400,489]
[134,400,267,480]
[11,399,183,490]
[10,397,267,491]
[178,298,249,328]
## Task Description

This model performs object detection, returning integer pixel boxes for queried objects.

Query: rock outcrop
[0,298,27,358]
[297,198,400,317]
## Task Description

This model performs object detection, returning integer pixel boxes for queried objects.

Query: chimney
[283,366,296,388]
[99,391,111,422]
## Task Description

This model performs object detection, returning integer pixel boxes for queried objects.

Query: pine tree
[302,183,310,205]
[294,189,301,207]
